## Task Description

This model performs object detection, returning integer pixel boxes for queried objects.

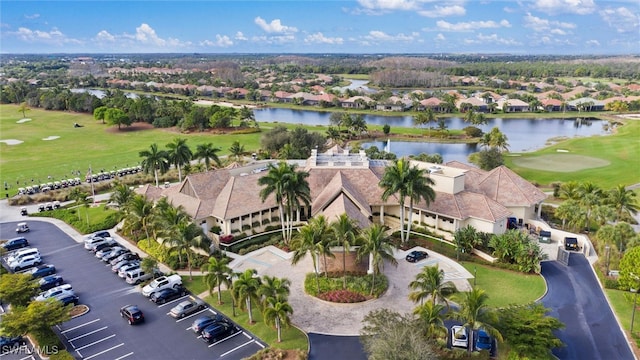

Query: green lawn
[182,275,209,296]
[457,262,547,308]
[605,289,640,348]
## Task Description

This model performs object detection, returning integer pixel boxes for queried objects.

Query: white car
[118,262,141,278]
[451,325,468,349]
[84,237,116,251]
[35,284,74,301]
[9,254,42,272]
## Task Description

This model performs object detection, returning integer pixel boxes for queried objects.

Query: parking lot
[0,221,266,360]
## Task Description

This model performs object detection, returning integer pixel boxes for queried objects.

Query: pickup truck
[142,274,182,297]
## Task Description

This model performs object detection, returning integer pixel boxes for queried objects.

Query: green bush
[604,278,620,289]
[231,233,282,254]
[303,272,388,300]
[31,328,63,355]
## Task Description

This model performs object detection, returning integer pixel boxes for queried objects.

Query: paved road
[308,334,366,360]
[541,254,635,360]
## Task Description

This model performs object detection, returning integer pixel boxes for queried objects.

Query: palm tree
[166,222,211,280]
[194,143,221,172]
[69,188,90,223]
[283,168,312,243]
[139,143,169,187]
[408,265,457,307]
[413,301,447,339]
[380,158,435,244]
[356,224,398,295]
[331,214,359,289]
[559,181,581,200]
[607,184,639,221]
[306,215,334,277]
[262,297,293,343]
[259,162,293,242]
[578,182,604,231]
[232,269,262,324]
[124,194,155,245]
[291,217,325,292]
[258,275,291,304]
[109,181,134,209]
[166,138,192,183]
[202,257,232,305]
[228,141,245,162]
[450,287,503,353]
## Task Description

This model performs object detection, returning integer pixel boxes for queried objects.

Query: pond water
[254,107,609,163]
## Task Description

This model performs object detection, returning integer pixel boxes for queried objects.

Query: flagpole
[89,165,95,205]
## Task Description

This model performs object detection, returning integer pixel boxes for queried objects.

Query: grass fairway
[504,119,640,188]
[458,262,546,308]
[605,288,640,348]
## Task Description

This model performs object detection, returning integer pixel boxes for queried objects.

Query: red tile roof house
[136,148,546,247]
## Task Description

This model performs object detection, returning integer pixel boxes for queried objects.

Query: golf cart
[20,207,28,216]
[38,204,45,212]
[16,222,30,233]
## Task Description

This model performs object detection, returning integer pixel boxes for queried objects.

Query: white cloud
[418,5,466,18]
[235,31,247,41]
[523,13,575,34]
[25,14,40,20]
[95,30,115,42]
[364,30,419,42]
[600,7,639,33]
[201,35,232,47]
[464,33,522,46]
[585,39,600,47]
[357,0,420,11]
[532,0,596,15]
[436,19,511,32]
[254,17,298,34]
[435,33,446,41]
[10,26,82,46]
[304,32,344,45]
[93,23,191,51]
[251,34,296,45]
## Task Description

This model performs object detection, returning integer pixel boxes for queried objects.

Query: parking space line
[75,334,116,351]
[60,319,101,334]
[242,331,251,339]
[157,295,189,308]
[218,338,255,356]
[175,308,208,323]
[208,331,243,348]
[113,351,134,360]
[83,343,124,360]
[67,326,108,342]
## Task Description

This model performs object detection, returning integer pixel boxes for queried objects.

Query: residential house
[375,96,413,111]
[496,98,530,112]
[417,97,447,112]
[341,96,375,109]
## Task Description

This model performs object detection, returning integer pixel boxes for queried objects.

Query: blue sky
[1,0,638,54]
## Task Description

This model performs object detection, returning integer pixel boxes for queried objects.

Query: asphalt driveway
[541,254,635,360]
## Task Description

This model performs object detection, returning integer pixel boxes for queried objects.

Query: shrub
[261,219,270,225]
[210,226,221,234]
[304,272,388,301]
[463,126,483,137]
[318,289,366,303]
[242,224,251,231]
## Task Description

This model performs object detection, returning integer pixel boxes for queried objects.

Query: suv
[120,305,144,325]
[30,264,56,278]
[142,274,182,297]
[9,254,42,271]
[191,314,224,334]
[118,262,141,278]
[564,237,579,251]
[201,322,234,343]
[2,237,29,251]
[169,296,206,318]
[125,268,161,285]
[7,248,40,263]
[35,284,74,301]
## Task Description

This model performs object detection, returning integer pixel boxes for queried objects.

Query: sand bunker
[0,139,24,145]
[512,154,610,172]
[42,136,60,141]
[17,118,32,123]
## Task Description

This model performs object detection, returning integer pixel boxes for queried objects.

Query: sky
[0,0,638,55]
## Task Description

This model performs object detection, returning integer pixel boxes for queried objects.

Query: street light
[605,245,611,276]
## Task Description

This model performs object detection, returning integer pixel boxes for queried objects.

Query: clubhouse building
[136,147,547,243]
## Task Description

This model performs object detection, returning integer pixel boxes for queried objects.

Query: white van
[125,268,156,285]
[7,248,40,263]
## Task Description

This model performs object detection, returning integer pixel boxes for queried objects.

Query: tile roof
[477,166,547,206]
[321,193,372,229]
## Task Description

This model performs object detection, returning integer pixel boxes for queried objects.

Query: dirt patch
[104,122,156,133]
[512,154,610,172]
[320,251,368,273]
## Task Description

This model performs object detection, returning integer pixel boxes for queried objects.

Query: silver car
[169,296,206,318]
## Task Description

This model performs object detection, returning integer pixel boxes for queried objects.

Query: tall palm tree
[413,301,447,339]
[607,184,639,221]
[228,141,245,162]
[307,215,334,277]
[259,162,293,242]
[578,181,604,231]
[232,269,262,324]
[153,197,190,241]
[331,214,359,289]
[283,168,311,243]
[450,287,503,354]
[258,275,291,305]
[166,138,192,183]
[380,158,435,244]
[124,194,155,246]
[109,181,134,209]
[139,143,169,187]
[194,142,221,172]
[202,256,232,305]
[357,224,398,295]
[262,297,293,343]
[408,265,457,307]
[166,222,211,280]
[291,217,326,292]
[559,181,581,200]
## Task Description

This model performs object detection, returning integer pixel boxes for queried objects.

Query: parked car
[15,222,30,233]
[191,314,224,334]
[96,246,124,259]
[201,322,234,343]
[169,296,206,318]
[110,252,140,266]
[9,254,42,272]
[475,329,492,351]
[0,335,26,354]
[29,264,56,278]
[150,286,188,304]
[451,325,468,349]
[6,247,40,263]
[84,236,116,251]
[85,230,111,241]
[142,274,183,297]
[92,241,117,254]
[35,285,74,301]
[1,237,29,251]
[57,294,79,306]
[120,305,144,325]
[125,268,161,285]
[405,250,428,263]
[118,262,141,278]
[112,259,139,273]
[102,248,130,263]
[38,275,64,291]
[564,237,579,251]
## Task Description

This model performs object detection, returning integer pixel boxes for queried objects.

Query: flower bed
[317,289,366,303]
[304,272,388,303]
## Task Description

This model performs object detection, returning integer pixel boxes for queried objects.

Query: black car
[38,275,64,291]
[201,322,234,343]
[110,252,140,266]
[30,264,56,279]
[92,242,115,253]
[58,294,79,306]
[564,237,579,251]
[2,237,29,251]
[120,304,144,325]
[103,248,130,263]
[0,335,26,354]
[191,314,224,334]
[150,286,188,304]
[405,250,428,263]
